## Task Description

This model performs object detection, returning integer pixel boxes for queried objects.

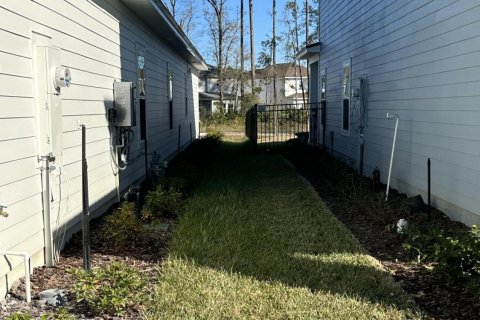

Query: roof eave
[120,0,208,71]
[296,42,321,60]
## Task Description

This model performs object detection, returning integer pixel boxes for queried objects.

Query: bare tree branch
[168,0,177,18]
[204,0,239,108]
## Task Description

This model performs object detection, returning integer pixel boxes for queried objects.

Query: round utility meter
[55,67,71,88]
[137,55,145,70]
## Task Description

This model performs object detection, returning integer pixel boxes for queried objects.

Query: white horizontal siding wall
[319,0,480,225]
[0,0,200,298]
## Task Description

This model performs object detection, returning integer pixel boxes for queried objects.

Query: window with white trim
[342,59,351,131]
[184,72,188,117]
[320,68,326,127]
[320,69,326,102]
[137,46,146,142]
[168,62,173,130]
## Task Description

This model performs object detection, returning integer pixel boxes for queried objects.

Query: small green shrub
[41,308,76,320]
[69,262,146,316]
[201,108,224,126]
[5,309,75,320]
[166,160,199,188]
[5,313,33,320]
[240,92,259,114]
[165,176,188,193]
[101,202,146,250]
[403,227,445,263]
[141,185,183,221]
[211,106,228,124]
[206,128,224,141]
[404,225,480,290]
[156,176,188,195]
[435,226,480,281]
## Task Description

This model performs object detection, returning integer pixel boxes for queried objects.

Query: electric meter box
[55,67,71,88]
[113,81,136,127]
[33,45,64,160]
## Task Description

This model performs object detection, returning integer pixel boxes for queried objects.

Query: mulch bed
[284,143,480,320]
[1,137,219,319]
[0,209,174,319]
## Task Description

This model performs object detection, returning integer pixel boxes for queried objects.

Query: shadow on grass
[167,140,417,313]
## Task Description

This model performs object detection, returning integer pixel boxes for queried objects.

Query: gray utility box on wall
[114,81,136,127]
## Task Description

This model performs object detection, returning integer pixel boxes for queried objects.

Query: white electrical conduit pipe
[0,251,31,303]
[40,155,55,267]
[385,113,399,201]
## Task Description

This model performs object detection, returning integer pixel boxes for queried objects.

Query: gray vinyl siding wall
[0,0,200,298]
[319,0,480,225]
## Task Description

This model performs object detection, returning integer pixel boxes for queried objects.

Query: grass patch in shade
[143,142,422,319]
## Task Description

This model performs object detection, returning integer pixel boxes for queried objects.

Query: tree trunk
[206,0,225,110]
[294,61,298,106]
[240,0,245,98]
[273,0,278,134]
[305,0,310,104]
[217,3,224,109]
[293,0,306,106]
[305,0,309,44]
[219,18,224,109]
[273,0,277,106]
[249,0,255,94]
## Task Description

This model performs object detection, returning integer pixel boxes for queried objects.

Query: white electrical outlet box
[114,82,136,127]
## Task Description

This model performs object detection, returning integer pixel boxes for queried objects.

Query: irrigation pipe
[385,113,399,201]
[0,251,31,302]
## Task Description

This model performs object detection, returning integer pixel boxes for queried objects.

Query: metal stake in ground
[427,158,431,216]
[81,125,91,271]
[177,124,181,155]
[190,122,193,143]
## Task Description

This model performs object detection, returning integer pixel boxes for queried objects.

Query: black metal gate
[246,103,324,150]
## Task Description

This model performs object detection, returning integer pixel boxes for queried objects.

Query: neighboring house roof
[296,42,321,60]
[199,64,218,78]
[120,0,208,70]
[199,65,243,78]
[256,63,308,79]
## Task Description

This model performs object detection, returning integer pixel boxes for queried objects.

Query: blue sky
[251,0,290,63]
[174,0,296,66]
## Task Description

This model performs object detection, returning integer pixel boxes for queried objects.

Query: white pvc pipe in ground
[41,156,54,267]
[0,251,31,303]
[385,113,399,201]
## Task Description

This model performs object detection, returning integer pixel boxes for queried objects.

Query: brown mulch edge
[0,212,175,320]
[284,144,480,320]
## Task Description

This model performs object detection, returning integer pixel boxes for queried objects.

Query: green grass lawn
[143,142,422,319]
[201,116,246,133]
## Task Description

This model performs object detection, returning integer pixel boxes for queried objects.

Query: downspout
[0,251,31,303]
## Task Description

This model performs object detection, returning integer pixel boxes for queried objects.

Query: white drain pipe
[0,251,31,303]
[385,113,399,201]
